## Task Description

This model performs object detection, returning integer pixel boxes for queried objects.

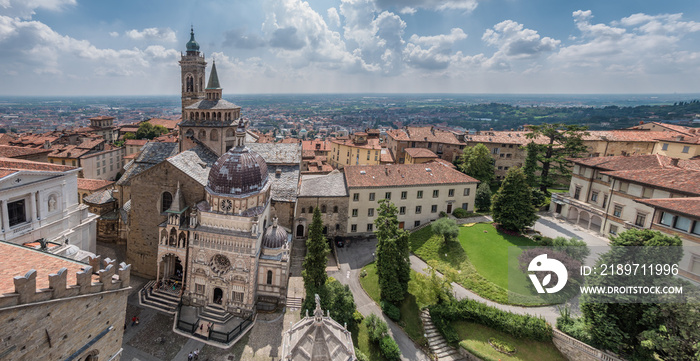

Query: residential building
[385,126,465,164]
[404,147,438,164]
[0,158,97,253]
[125,139,148,157]
[654,134,700,159]
[79,146,126,180]
[626,121,698,135]
[0,145,51,162]
[344,161,478,236]
[581,130,681,157]
[328,132,382,169]
[295,170,348,239]
[86,116,119,143]
[0,243,130,361]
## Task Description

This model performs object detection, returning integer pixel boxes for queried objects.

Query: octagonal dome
[207,147,268,196]
[262,223,288,249]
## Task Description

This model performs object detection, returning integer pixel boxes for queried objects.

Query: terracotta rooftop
[380,148,394,163]
[77,178,115,191]
[280,137,301,144]
[302,140,331,153]
[0,241,90,294]
[345,161,478,188]
[0,145,52,158]
[635,197,700,219]
[49,145,91,159]
[405,147,438,159]
[655,134,700,145]
[0,157,76,173]
[601,168,700,196]
[463,131,550,145]
[570,154,676,171]
[146,118,180,130]
[89,116,115,121]
[330,137,381,150]
[583,130,681,143]
[627,121,698,136]
[386,126,463,145]
[125,139,148,146]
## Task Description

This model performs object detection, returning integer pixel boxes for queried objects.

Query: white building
[0,157,98,256]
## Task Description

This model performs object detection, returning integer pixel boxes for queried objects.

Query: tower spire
[206,60,221,89]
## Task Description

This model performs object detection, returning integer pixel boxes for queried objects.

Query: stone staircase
[198,304,235,324]
[139,280,179,314]
[421,309,463,361]
[286,297,303,310]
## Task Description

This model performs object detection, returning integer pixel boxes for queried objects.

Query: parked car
[335,236,344,248]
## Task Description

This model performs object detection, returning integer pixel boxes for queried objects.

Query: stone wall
[295,196,349,238]
[127,162,207,277]
[552,329,625,361]
[0,259,130,360]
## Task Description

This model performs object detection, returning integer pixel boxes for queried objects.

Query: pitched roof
[77,178,115,191]
[601,168,700,196]
[380,148,394,163]
[83,188,115,204]
[146,118,180,130]
[301,139,330,152]
[386,126,463,145]
[166,145,219,186]
[463,131,550,145]
[206,61,221,89]
[125,139,148,146]
[0,145,52,158]
[627,121,697,136]
[655,134,700,145]
[635,197,700,219]
[0,157,76,173]
[299,170,347,197]
[570,154,673,171]
[117,142,178,186]
[345,161,479,188]
[404,147,438,159]
[329,137,382,150]
[247,143,301,165]
[183,98,240,110]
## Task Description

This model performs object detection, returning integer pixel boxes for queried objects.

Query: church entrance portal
[213,287,223,305]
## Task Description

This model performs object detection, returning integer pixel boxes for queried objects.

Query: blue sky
[1,0,699,95]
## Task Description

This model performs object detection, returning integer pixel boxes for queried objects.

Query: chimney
[639,121,645,125]
[385,167,388,176]
[671,158,680,167]
[44,140,50,149]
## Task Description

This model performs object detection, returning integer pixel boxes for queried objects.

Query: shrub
[439,211,448,218]
[360,269,368,278]
[365,314,388,342]
[556,307,592,344]
[429,299,552,342]
[489,337,516,354]
[354,347,369,361]
[353,310,364,325]
[381,300,401,322]
[379,336,401,361]
[452,207,468,218]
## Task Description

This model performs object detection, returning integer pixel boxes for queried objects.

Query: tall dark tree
[458,143,494,184]
[522,141,539,187]
[302,207,329,293]
[525,123,589,192]
[374,199,411,303]
[491,168,538,231]
[474,182,492,212]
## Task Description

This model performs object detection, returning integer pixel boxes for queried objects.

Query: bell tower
[179,26,206,114]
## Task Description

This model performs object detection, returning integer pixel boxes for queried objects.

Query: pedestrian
[199,323,203,331]
[187,352,193,361]
[193,348,199,360]
[131,316,137,326]
[135,317,140,325]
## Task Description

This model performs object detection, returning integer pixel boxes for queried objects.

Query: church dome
[207,147,268,196]
[186,27,200,52]
[262,219,288,248]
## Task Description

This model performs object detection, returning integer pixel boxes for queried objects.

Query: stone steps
[286,297,303,310]
[139,281,179,314]
[420,309,464,361]
[198,305,234,324]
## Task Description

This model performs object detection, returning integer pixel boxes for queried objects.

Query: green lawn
[351,319,387,361]
[453,321,566,361]
[360,263,427,346]
[410,223,548,305]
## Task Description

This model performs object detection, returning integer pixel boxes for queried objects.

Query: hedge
[381,300,401,322]
[380,336,401,361]
[429,298,552,343]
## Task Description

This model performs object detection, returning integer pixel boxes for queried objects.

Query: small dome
[263,223,288,249]
[207,147,268,196]
[186,27,200,52]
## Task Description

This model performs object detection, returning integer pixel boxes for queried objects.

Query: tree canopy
[474,182,492,212]
[525,123,589,192]
[302,207,329,292]
[431,217,460,243]
[134,121,168,140]
[374,199,411,303]
[491,167,538,231]
[458,143,494,184]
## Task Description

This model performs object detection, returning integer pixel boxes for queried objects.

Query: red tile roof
[601,168,700,196]
[302,140,331,153]
[386,126,463,145]
[0,145,52,158]
[0,157,76,173]
[380,148,394,163]
[146,118,180,130]
[464,131,549,145]
[627,121,698,136]
[280,138,301,144]
[582,130,675,142]
[125,139,148,146]
[345,161,478,188]
[77,178,115,191]
[570,154,674,171]
[0,241,91,294]
[635,197,700,219]
[655,135,700,145]
[404,147,438,159]
[330,137,382,150]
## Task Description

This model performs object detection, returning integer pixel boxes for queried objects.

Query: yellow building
[328,132,382,169]
[654,134,700,159]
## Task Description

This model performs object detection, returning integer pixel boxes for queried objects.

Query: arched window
[321,205,327,213]
[198,130,206,140]
[333,206,338,213]
[186,74,194,92]
[335,224,340,231]
[210,129,219,141]
[162,192,173,213]
[266,270,273,285]
[226,128,235,137]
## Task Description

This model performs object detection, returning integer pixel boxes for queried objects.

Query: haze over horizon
[2,0,700,96]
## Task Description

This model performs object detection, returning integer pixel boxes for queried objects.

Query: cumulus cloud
[124,27,177,42]
[223,28,266,49]
[109,31,119,37]
[404,28,467,69]
[269,26,307,50]
[0,0,75,19]
[482,20,560,58]
[375,0,478,12]
[327,7,341,27]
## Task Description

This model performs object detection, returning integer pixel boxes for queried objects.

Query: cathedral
[119,28,294,316]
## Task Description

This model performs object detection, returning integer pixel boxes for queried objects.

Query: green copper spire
[186,26,200,52]
[206,60,221,89]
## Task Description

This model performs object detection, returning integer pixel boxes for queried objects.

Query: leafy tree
[365,313,389,342]
[531,188,547,208]
[491,168,538,231]
[0,128,6,134]
[325,279,357,327]
[374,199,410,303]
[474,182,492,212]
[458,143,494,184]
[580,229,690,359]
[123,132,136,140]
[431,217,460,243]
[135,121,168,140]
[525,123,589,193]
[409,266,455,308]
[303,207,329,295]
[523,142,539,187]
[113,140,125,147]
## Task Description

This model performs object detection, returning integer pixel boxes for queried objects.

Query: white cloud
[109,31,119,37]
[0,0,75,19]
[482,20,560,58]
[223,28,266,49]
[399,7,416,15]
[327,7,340,27]
[124,27,177,42]
[375,0,478,12]
[405,28,467,69]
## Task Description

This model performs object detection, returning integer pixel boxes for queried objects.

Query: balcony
[551,193,605,217]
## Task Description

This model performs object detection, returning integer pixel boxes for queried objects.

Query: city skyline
[1,0,700,96]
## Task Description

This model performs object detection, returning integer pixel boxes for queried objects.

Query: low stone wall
[457,345,483,361]
[552,329,624,361]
